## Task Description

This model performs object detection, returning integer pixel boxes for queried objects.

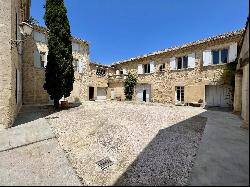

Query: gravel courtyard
[47,101,207,186]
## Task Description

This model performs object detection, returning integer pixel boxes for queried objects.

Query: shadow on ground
[114,114,207,186]
[13,103,82,127]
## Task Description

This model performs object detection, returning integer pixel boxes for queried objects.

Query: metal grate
[96,157,114,170]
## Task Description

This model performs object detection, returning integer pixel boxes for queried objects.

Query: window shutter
[188,53,195,68]
[33,50,41,68]
[138,64,143,74]
[170,57,176,70]
[203,50,212,66]
[78,61,84,73]
[116,70,120,75]
[229,42,237,62]
[150,62,155,73]
[123,68,128,75]
[44,51,48,68]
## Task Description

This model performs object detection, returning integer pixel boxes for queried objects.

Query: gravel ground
[47,101,207,186]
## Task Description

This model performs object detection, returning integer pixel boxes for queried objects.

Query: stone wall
[109,35,242,105]
[22,28,90,105]
[0,0,24,128]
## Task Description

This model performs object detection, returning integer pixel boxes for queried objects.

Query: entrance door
[89,87,94,100]
[143,90,147,102]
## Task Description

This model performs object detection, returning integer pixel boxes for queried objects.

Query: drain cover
[96,157,114,170]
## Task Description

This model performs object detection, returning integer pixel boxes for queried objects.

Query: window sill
[170,67,195,71]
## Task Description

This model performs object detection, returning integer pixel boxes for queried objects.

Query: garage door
[97,87,107,100]
[136,84,151,102]
[205,85,232,107]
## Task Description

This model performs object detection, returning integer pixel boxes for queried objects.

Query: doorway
[89,87,94,100]
[143,90,147,102]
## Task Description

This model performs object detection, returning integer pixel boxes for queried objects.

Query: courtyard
[46,101,207,186]
[0,101,248,186]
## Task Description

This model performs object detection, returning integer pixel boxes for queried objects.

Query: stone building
[0,0,30,129]
[234,18,249,129]
[22,25,90,105]
[100,30,243,107]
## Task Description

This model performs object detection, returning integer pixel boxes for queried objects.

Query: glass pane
[183,56,188,68]
[212,50,219,64]
[177,57,182,69]
[221,49,228,63]
[177,89,180,101]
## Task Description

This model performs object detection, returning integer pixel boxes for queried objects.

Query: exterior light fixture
[11,22,33,48]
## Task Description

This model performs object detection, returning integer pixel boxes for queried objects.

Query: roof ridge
[112,28,245,65]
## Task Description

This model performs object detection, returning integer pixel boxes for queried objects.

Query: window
[40,52,46,68]
[177,56,188,69]
[119,70,123,75]
[144,64,150,74]
[96,68,106,77]
[159,63,165,72]
[73,59,79,72]
[212,48,228,64]
[176,86,184,103]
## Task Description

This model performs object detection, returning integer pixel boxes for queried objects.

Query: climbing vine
[124,72,137,100]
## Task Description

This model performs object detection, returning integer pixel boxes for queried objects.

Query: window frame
[177,56,188,70]
[212,48,229,65]
[143,63,151,74]
[159,63,166,72]
[176,86,185,103]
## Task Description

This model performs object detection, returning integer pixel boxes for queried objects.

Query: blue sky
[31,0,249,64]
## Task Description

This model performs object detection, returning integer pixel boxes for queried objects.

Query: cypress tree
[43,0,74,109]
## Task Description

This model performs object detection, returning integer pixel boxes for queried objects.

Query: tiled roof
[112,29,245,65]
[32,25,89,46]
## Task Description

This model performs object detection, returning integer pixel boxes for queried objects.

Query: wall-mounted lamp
[11,22,33,48]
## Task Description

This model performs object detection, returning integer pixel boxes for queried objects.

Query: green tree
[43,0,74,109]
[124,72,137,100]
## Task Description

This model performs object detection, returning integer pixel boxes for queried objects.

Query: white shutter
[170,57,176,70]
[138,64,143,74]
[203,50,212,66]
[44,51,48,68]
[150,61,155,73]
[78,61,84,73]
[229,42,237,62]
[33,50,41,68]
[188,53,196,68]
[123,68,128,75]
[116,70,120,75]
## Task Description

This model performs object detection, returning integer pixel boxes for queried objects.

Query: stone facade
[234,19,249,129]
[106,30,243,106]
[0,0,30,128]
[22,25,90,105]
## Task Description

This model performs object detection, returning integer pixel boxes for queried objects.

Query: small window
[159,63,165,72]
[96,68,106,77]
[177,56,188,69]
[212,48,228,64]
[119,70,123,75]
[40,52,46,68]
[144,64,150,74]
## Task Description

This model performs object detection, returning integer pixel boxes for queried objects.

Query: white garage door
[136,84,151,102]
[97,87,107,100]
[205,85,232,107]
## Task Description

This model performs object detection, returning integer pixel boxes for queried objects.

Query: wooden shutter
[33,50,41,68]
[150,61,155,73]
[123,68,128,75]
[203,50,212,66]
[229,42,237,62]
[78,61,84,73]
[116,70,120,75]
[44,51,48,67]
[170,57,176,70]
[138,64,143,74]
[188,53,195,68]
